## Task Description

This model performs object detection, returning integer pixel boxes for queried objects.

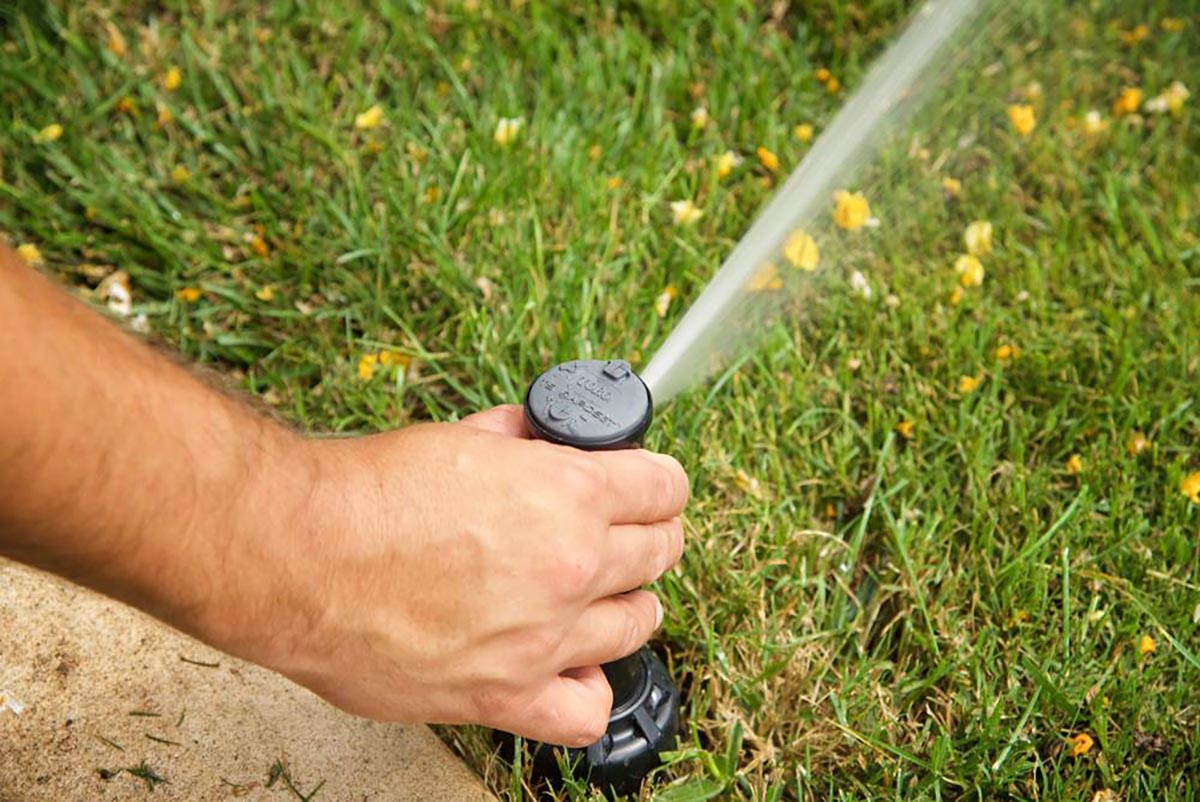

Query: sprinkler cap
[524,360,653,450]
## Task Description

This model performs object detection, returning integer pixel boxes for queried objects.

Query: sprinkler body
[520,359,680,797]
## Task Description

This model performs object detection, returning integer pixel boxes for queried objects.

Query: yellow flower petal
[948,286,963,307]
[105,22,127,57]
[98,270,133,316]
[756,146,779,173]
[995,344,1020,362]
[1118,23,1148,46]
[748,262,782,293]
[1161,17,1185,33]
[378,350,411,370]
[954,254,985,287]
[733,468,762,497]
[357,353,379,380]
[16,243,44,266]
[782,230,819,271]
[493,116,523,146]
[249,235,270,258]
[255,285,275,302]
[1082,110,1109,134]
[34,123,63,143]
[832,190,871,231]
[958,374,981,393]
[155,103,174,128]
[1007,104,1036,136]
[162,66,182,91]
[964,221,993,256]
[1007,609,1031,627]
[355,105,386,130]
[1139,634,1156,656]
[175,287,202,303]
[1144,81,1189,115]
[895,420,915,439]
[1067,732,1094,758]
[171,164,191,184]
[1126,431,1151,457]
[670,199,703,227]
[654,285,678,318]
[1181,471,1200,504]
[1066,454,1083,475]
[815,68,831,83]
[715,150,741,179]
[1112,87,1143,116]
[826,76,840,93]
[941,176,962,198]
[793,123,814,143]
[606,176,623,190]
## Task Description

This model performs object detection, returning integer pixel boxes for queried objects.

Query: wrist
[180,413,325,667]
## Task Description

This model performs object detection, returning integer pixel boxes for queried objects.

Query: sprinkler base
[505,646,679,799]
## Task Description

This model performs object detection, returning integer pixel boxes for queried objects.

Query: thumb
[458,404,531,439]
[504,666,612,748]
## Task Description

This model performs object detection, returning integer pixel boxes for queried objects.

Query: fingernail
[654,598,664,629]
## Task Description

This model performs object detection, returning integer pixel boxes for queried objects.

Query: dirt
[0,560,494,801]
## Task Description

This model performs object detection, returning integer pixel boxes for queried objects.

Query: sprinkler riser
[517,359,681,798]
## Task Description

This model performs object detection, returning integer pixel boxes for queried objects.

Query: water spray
[641,0,991,402]
[517,359,680,797]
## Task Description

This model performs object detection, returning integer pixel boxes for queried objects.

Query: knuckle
[559,457,607,504]
[665,518,685,567]
[513,625,565,665]
[550,551,601,594]
[649,521,682,580]
[639,523,671,584]
[570,706,609,747]
[619,603,649,656]
[648,455,685,511]
[651,463,674,506]
[470,681,521,726]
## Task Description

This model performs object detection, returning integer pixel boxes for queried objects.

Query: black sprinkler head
[516,359,681,798]
[523,359,654,450]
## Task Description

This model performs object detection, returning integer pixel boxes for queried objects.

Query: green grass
[2,1,1198,800]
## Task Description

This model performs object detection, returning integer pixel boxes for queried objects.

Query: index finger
[588,449,689,524]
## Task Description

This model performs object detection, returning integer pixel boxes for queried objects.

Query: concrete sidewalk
[0,561,495,801]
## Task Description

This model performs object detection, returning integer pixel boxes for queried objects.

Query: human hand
[0,257,687,746]
[214,405,688,747]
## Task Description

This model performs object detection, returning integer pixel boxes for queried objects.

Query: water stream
[640,0,1001,403]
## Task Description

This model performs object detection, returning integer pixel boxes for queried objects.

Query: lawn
[2,1,1198,800]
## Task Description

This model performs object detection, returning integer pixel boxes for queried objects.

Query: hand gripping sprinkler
[515,359,681,798]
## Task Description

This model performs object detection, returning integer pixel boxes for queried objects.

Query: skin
[0,246,688,747]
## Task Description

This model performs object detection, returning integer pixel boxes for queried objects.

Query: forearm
[0,249,306,651]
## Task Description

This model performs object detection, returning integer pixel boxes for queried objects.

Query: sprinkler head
[516,359,681,798]
[524,359,653,450]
